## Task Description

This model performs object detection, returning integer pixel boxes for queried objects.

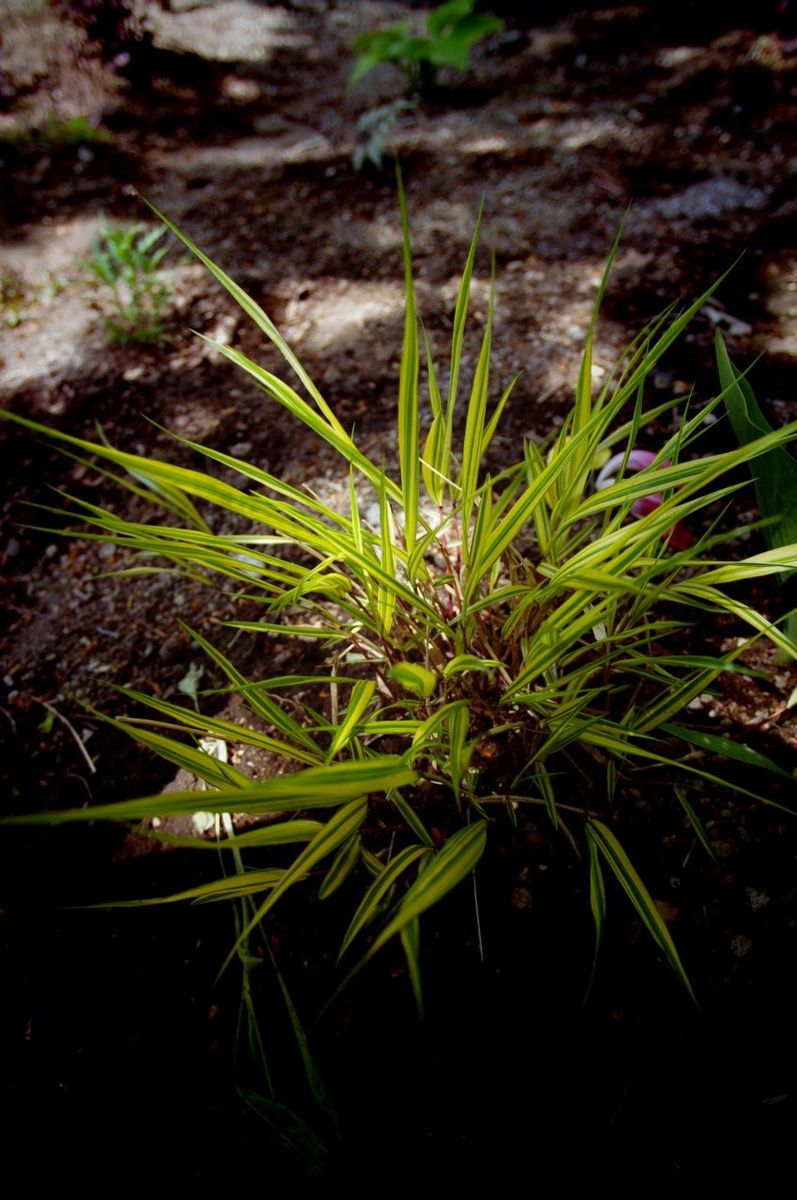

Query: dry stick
[36,699,97,775]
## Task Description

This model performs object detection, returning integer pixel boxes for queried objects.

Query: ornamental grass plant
[4,181,797,1020]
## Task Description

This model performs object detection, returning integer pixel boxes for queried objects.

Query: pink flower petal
[594,449,689,549]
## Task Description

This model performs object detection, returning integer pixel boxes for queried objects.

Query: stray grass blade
[586,819,696,1003]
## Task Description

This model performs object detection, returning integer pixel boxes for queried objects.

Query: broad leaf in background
[716,330,797,645]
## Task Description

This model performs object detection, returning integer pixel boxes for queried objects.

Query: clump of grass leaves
[84,221,173,344]
[4,183,797,1013]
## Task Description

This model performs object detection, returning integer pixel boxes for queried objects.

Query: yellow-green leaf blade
[387,662,437,699]
[397,168,420,558]
[338,843,430,959]
[4,756,419,825]
[366,820,488,960]
[586,819,696,1003]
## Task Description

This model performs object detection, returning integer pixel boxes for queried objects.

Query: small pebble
[730,934,753,958]
[745,887,770,912]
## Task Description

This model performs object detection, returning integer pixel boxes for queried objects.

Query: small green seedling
[0,111,112,150]
[1,272,64,328]
[0,273,31,329]
[85,222,173,344]
[37,112,112,148]
[350,0,503,93]
[352,99,416,172]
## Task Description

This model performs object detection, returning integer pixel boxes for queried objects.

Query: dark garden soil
[2,0,797,1188]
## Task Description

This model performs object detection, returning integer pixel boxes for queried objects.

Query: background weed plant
[0,111,112,151]
[84,221,173,344]
[32,111,112,148]
[4,184,797,1012]
[352,99,416,173]
[350,0,503,93]
[0,272,64,329]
